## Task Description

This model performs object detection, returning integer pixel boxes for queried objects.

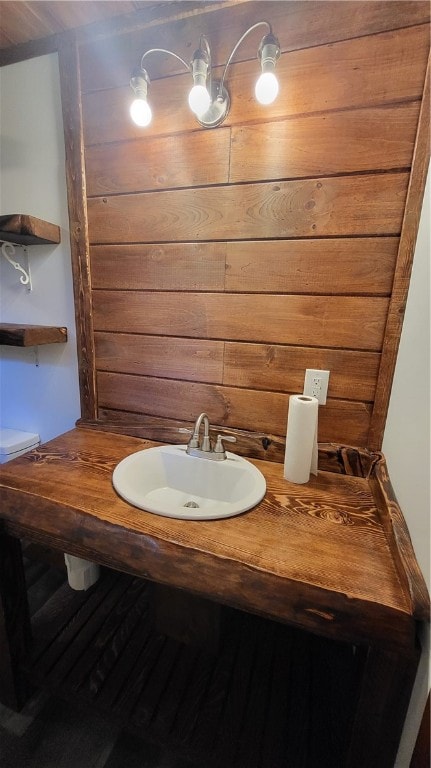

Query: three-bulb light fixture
[130,21,280,129]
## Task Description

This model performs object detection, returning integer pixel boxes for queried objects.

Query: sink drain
[183,500,200,508]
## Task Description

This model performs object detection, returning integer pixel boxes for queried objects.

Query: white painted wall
[0,54,80,443]
[383,166,430,768]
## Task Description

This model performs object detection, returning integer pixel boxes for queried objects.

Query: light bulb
[188,84,211,117]
[255,71,279,105]
[130,98,152,127]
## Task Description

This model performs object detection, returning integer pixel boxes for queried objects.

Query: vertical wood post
[347,642,421,768]
[369,56,430,449]
[0,533,32,710]
[57,33,97,421]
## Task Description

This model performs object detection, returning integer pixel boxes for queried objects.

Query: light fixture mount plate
[196,81,230,128]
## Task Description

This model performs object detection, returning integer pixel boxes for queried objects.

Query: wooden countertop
[0,427,428,653]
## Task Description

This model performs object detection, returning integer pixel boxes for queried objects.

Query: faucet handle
[214,434,237,455]
[178,427,199,448]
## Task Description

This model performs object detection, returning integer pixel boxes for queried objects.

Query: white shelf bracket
[1,241,32,291]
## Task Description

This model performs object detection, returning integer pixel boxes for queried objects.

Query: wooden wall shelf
[0,214,60,245]
[0,323,67,346]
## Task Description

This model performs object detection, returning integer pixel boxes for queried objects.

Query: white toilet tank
[0,427,100,590]
[0,428,40,464]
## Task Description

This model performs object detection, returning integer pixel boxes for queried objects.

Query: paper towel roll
[283,395,318,484]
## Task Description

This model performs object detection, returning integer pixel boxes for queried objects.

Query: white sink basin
[112,444,266,520]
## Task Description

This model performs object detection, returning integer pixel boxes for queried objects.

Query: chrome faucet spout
[192,412,211,451]
[180,413,236,460]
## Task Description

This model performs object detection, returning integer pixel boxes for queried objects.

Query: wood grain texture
[96,372,372,446]
[90,242,226,290]
[58,35,97,421]
[85,104,419,196]
[76,4,430,454]
[87,174,408,243]
[223,343,380,401]
[0,427,423,655]
[2,6,428,761]
[95,332,224,383]
[0,1,226,65]
[80,410,288,463]
[0,214,60,245]
[224,238,398,295]
[94,334,379,401]
[78,413,376,467]
[85,129,231,196]
[0,1,137,47]
[370,461,430,621]
[73,1,244,50]
[1,423,425,764]
[78,1,430,92]
[229,103,420,183]
[0,324,67,347]
[82,24,429,145]
[90,237,397,294]
[92,291,389,351]
[77,1,430,92]
[369,57,431,449]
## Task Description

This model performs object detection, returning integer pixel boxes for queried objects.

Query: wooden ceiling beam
[0,1,248,66]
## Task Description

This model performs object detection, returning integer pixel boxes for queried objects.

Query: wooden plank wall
[78,0,430,455]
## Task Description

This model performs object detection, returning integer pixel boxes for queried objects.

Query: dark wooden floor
[0,551,363,768]
[0,556,199,768]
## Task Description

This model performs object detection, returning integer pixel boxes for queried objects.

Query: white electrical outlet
[303,369,330,404]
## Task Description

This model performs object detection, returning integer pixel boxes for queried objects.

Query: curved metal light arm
[218,20,271,97]
[131,22,278,130]
[140,48,191,74]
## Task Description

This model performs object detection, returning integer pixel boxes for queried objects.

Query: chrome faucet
[190,412,212,452]
[179,412,236,460]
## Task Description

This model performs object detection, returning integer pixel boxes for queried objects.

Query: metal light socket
[130,67,150,99]
[258,32,281,72]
